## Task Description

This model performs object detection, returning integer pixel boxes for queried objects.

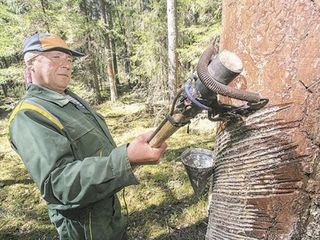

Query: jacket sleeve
[9,109,138,209]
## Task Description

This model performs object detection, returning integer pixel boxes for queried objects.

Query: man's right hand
[127,131,167,165]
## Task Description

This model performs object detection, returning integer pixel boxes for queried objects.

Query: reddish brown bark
[207,1,320,239]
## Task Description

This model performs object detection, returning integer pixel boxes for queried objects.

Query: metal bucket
[181,148,215,196]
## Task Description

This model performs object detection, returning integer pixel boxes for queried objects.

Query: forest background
[0,0,222,239]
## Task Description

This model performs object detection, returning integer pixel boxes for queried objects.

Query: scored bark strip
[206,1,320,239]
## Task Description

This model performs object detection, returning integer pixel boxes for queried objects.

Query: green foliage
[0,2,23,57]
[0,0,222,102]
[0,65,23,84]
[129,0,168,102]
[177,0,222,77]
[68,80,97,104]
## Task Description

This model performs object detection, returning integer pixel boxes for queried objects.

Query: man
[8,32,167,240]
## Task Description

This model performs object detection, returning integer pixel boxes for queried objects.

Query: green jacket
[9,84,138,240]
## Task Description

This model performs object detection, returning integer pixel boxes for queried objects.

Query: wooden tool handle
[148,113,190,148]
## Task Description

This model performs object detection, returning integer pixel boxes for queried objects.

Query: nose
[59,58,72,69]
[63,61,71,69]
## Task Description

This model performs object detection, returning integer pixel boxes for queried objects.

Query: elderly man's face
[32,51,73,94]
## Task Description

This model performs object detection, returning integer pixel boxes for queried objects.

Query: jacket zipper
[89,210,93,240]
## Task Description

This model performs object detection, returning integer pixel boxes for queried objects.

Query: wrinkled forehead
[24,50,72,64]
[41,50,72,57]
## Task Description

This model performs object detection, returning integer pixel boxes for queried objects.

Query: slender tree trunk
[167,0,177,102]
[39,0,50,32]
[106,44,118,102]
[105,2,120,85]
[124,43,131,87]
[115,7,132,87]
[80,0,101,102]
[100,0,118,102]
[0,57,8,68]
[140,0,149,11]
[97,61,103,92]
[90,58,102,103]
[206,1,320,239]
[111,41,120,85]
[1,85,7,97]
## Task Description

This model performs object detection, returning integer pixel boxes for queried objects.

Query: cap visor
[43,47,85,57]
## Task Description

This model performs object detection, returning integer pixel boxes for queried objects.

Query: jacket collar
[25,84,71,107]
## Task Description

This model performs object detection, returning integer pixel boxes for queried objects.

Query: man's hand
[127,131,167,165]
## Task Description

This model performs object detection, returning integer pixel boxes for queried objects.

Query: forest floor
[0,89,216,240]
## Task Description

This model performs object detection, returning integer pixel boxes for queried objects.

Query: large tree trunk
[206,1,320,239]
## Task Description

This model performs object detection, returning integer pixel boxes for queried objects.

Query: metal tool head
[197,44,263,103]
[181,148,215,196]
[208,50,243,85]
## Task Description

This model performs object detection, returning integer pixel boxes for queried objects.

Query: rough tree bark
[206,1,320,239]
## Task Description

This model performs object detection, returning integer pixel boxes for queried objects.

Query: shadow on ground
[127,161,210,240]
[0,178,34,187]
[0,109,10,120]
[0,226,58,240]
[154,219,207,240]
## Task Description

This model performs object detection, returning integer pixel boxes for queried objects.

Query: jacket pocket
[85,197,127,240]
[64,116,104,158]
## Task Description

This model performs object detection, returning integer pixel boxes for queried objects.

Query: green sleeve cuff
[110,144,139,185]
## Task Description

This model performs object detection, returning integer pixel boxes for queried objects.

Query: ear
[26,64,34,72]
[24,67,33,84]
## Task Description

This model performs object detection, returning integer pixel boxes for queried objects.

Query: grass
[0,91,216,240]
